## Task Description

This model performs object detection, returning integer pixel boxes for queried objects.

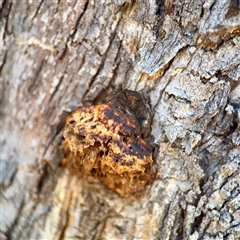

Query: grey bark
[1,0,240,239]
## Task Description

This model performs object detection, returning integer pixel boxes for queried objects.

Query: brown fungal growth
[63,89,153,197]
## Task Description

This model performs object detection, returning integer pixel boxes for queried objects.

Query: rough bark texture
[1,0,240,239]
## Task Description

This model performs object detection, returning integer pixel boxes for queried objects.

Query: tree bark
[1,0,240,239]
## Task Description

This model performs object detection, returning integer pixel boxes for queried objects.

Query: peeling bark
[1,0,240,239]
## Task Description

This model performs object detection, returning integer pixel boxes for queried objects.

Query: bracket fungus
[63,89,153,197]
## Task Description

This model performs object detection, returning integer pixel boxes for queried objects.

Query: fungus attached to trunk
[63,89,153,197]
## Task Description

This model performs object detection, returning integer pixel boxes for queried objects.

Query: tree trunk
[1,0,240,239]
